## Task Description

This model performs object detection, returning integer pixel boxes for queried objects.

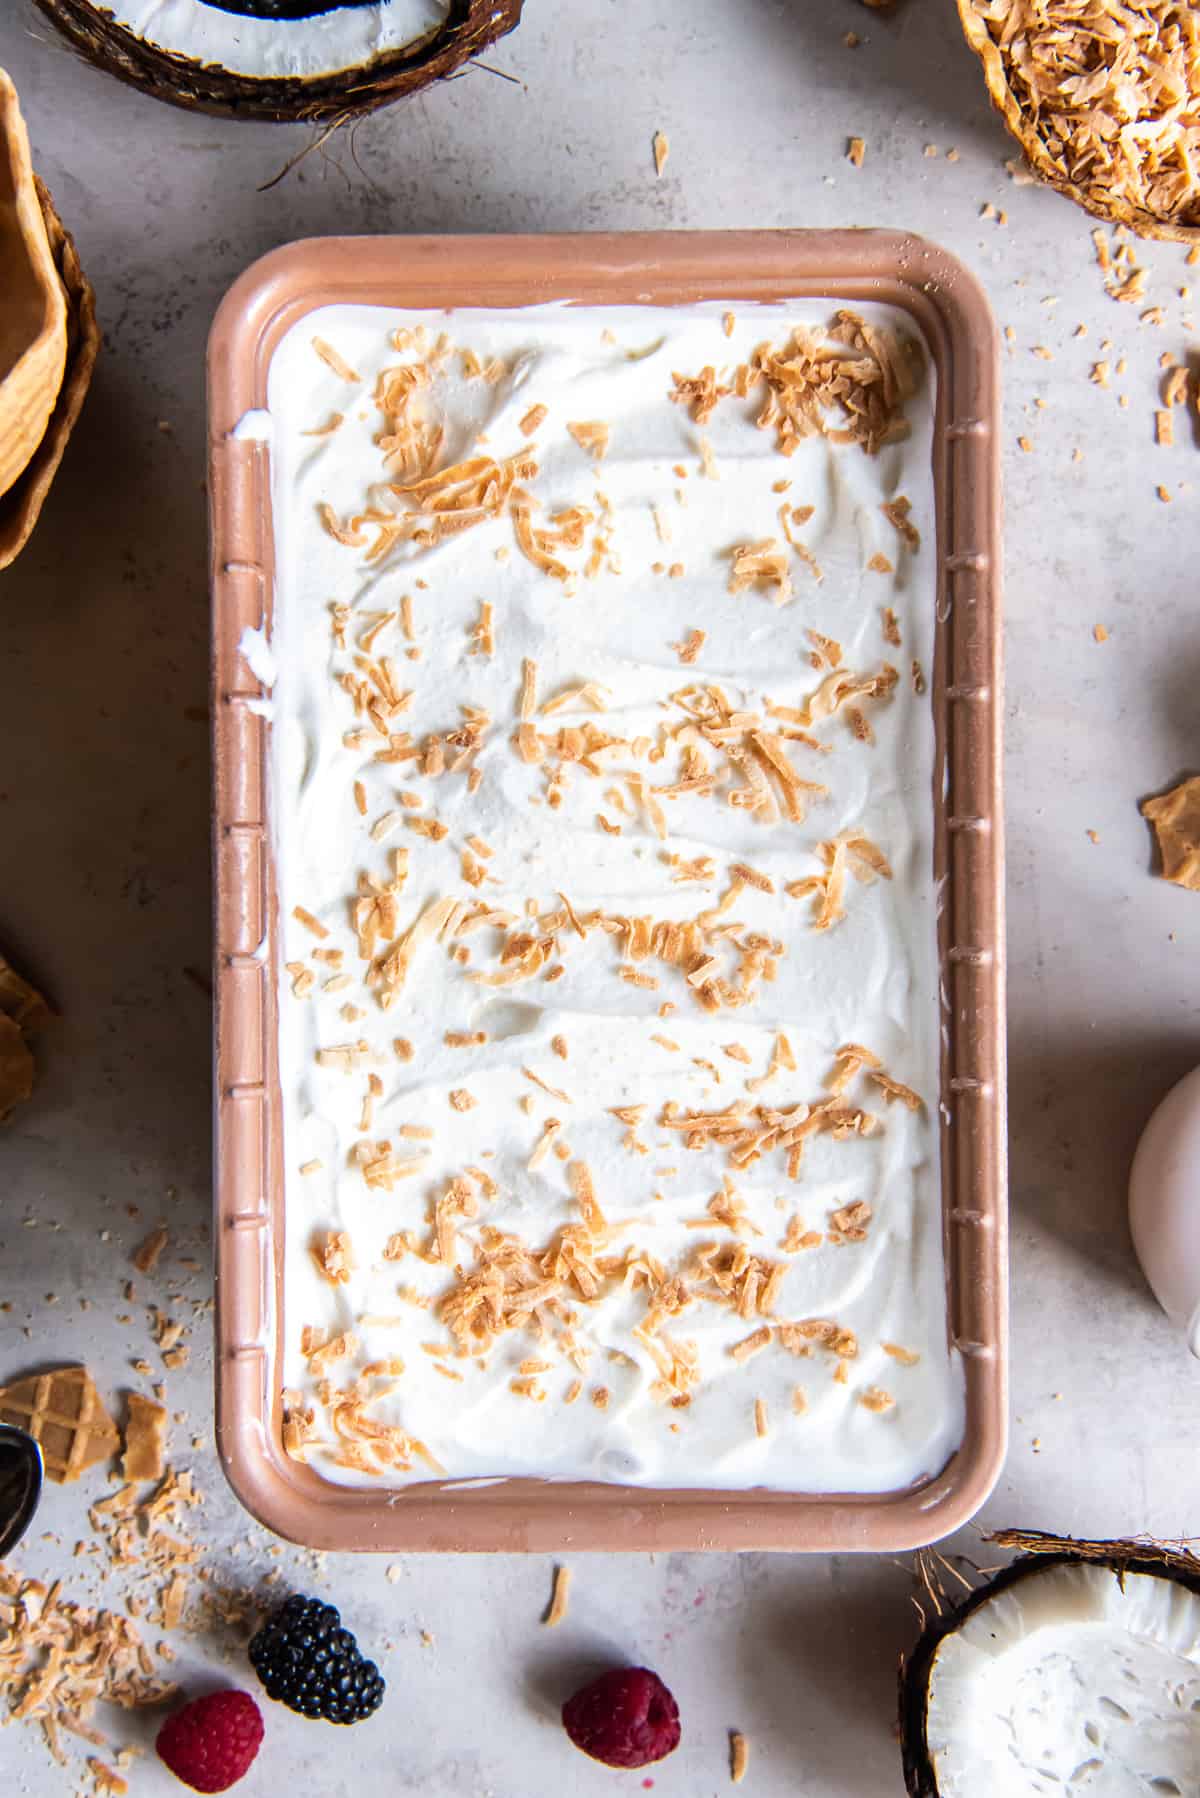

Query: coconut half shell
[955,0,1200,243]
[0,70,68,501]
[0,176,100,572]
[33,1,525,124]
[901,1531,1200,1796]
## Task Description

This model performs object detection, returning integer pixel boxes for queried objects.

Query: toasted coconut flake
[671,365,731,424]
[543,1563,572,1626]
[847,135,867,167]
[830,1199,873,1242]
[303,411,344,438]
[1164,363,1190,406]
[292,905,329,941]
[567,420,611,461]
[731,1731,750,1785]
[518,657,538,722]
[132,1226,168,1275]
[569,1160,609,1237]
[653,129,670,176]
[672,627,707,664]
[730,1326,773,1362]
[1143,775,1200,889]
[528,1117,562,1171]
[728,538,793,603]
[312,1230,354,1286]
[859,1385,894,1413]
[868,1069,924,1110]
[880,496,920,549]
[523,1066,572,1103]
[754,1398,769,1438]
[312,337,360,383]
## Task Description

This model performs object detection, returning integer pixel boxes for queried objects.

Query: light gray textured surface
[2,2,1199,1794]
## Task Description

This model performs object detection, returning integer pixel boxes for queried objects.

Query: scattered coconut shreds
[653,129,669,176]
[731,1730,750,1785]
[860,1386,894,1413]
[543,1564,572,1627]
[312,337,360,382]
[520,403,548,437]
[673,310,919,458]
[847,136,866,167]
[131,1226,168,1275]
[0,1569,181,1769]
[959,0,1200,236]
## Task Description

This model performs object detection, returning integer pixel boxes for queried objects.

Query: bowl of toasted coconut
[957,0,1200,241]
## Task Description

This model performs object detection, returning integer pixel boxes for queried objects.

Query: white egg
[1129,1065,1200,1353]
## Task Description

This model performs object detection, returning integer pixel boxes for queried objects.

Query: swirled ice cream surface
[256,298,963,1492]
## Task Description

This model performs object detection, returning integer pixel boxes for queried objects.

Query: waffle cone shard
[0,1366,120,1482]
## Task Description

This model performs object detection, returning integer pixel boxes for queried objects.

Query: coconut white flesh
[101,1,449,81]
[926,1563,1200,1797]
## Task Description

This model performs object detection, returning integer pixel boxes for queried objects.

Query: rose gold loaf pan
[208,232,1006,1553]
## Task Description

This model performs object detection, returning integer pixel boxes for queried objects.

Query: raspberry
[248,1593,385,1725]
[562,1666,681,1769]
[156,1690,264,1794]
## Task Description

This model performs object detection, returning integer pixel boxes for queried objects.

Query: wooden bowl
[955,0,1200,243]
[0,168,99,571]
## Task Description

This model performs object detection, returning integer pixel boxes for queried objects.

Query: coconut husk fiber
[33,0,525,124]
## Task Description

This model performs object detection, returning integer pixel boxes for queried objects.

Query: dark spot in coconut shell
[203,1,377,16]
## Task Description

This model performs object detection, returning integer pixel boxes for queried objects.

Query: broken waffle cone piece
[122,1391,168,1482]
[0,1016,33,1123]
[0,950,50,1123]
[0,953,51,1030]
[0,170,100,571]
[0,1366,120,1483]
[1142,775,1200,891]
[0,69,67,501]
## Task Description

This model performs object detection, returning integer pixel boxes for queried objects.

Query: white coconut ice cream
[250,296,964,1491]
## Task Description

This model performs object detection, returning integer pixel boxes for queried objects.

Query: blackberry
[248,1594,385,1725]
